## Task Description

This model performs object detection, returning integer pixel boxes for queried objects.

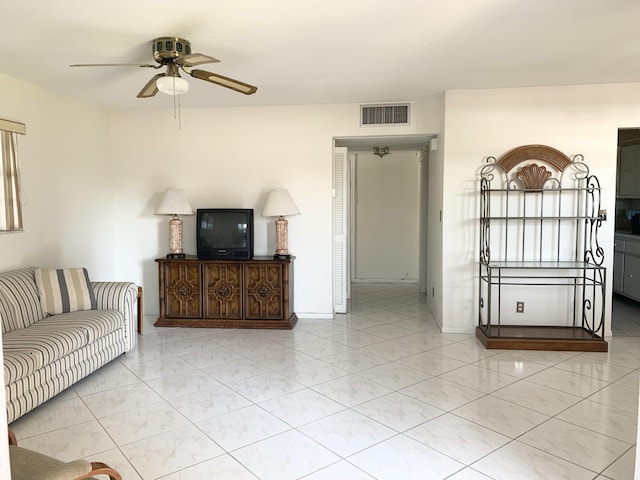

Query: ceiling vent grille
[361,103,410,126]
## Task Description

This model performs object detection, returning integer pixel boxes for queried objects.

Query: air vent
[361,103,410,126]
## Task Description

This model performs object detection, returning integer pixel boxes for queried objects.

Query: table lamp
[155,188,194,258]
[261,188,300,258]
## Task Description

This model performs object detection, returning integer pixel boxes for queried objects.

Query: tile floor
[8,284,640,479]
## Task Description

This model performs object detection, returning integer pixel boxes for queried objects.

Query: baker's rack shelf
[477,145,607,351]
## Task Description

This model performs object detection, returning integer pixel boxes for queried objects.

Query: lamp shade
[156,75,189,96]
[154,189,194,216]
[261,189,300,217]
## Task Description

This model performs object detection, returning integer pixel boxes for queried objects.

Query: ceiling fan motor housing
[153,37,192,64]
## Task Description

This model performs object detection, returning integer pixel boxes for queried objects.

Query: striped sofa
[1,267,138,423]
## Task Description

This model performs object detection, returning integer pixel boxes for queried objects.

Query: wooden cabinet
[156,257,297,329]
[614,235,640,301]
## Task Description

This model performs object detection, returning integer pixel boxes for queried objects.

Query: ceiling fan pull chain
[171,90,182,131]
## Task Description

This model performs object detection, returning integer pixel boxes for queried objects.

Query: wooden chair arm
[8,427,17,446]
[79,462,123,480]
[7,427,122,480]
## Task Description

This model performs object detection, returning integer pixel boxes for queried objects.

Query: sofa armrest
[91,282,139,351]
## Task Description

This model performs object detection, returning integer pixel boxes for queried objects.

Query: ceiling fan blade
[175,53,220,67]
[137,73,166,98]
[70,63,158,68]
[189,69,257,95]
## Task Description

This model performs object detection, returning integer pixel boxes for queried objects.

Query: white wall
[353,151,420,281]
[418,147,430,293]
[109,100,442,317]
[426,96,446,326]
[441,83,640,335]
[0,74,116,277]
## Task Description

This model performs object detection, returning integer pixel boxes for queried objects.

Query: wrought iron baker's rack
[477,144,607,351]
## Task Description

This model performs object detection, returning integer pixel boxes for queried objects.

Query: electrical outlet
[516,301,524,313]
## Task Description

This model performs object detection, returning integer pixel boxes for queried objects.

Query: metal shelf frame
[477,145,607,351]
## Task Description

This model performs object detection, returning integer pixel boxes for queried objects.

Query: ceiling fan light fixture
[156,75,189,96]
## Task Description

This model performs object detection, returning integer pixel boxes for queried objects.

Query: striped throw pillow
[34,268,97,315]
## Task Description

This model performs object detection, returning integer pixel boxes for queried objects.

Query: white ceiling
[2,0,640,111]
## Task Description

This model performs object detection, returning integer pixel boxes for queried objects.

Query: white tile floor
[8,284,640,479]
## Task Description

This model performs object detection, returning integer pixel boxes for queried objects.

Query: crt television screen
[199,211,249,249]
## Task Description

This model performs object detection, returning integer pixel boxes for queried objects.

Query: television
[196,208,254,260]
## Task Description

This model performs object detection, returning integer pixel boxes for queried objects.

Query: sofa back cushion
[34,268,97,315]
[0,289,19,333]
[0,268,45,333]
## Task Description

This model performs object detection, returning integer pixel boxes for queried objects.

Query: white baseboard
[441,325,476,334]
[352,278,418,284]
[296,312,335,320]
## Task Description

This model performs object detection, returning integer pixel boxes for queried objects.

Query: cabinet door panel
[618,145,640,197]
[163,263,202,318]
[204,263,243,319]
[244,263,284,319]
[613,251,624,294]
[623,255,640,301]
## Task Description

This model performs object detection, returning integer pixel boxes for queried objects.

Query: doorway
[613,128,640,303]
[333,134,434,313]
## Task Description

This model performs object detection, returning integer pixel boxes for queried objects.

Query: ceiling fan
[70,36,257,98]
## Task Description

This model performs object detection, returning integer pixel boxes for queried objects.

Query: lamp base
[274,216,289,255]
[273,253,292,260]
[166,253,186,259]
[168,215,184,255]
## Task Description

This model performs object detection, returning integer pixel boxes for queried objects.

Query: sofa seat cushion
[34,310,124,343]
[3,328,87,379]
[5,331,126,422]
[2,310,124,385]
[3,348,46,385]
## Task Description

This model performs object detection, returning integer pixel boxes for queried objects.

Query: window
[0,118,25,232]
